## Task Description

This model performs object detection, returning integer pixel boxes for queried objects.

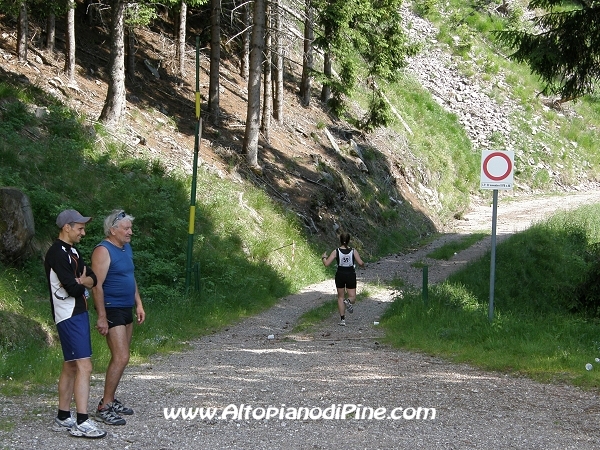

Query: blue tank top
[97,241,136,308]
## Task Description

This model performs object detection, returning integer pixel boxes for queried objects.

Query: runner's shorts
[56,311,92,362]
[106,307,133,329]
[335,270,357,289]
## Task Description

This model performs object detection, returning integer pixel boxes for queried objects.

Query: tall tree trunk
[99,0,126,127]
[321,52,331,103]
[46,13,56,53]
[65,3,76,84]
[240,2,250,80]
[299,0,313,107]
[208,0,221,124]
[126,26,136,80]
[320,20,333,103]
[272,0,283,123]
[243,0,266,170]
[261,1,272,143]
[177,1,187,79]
[17,2,28,62]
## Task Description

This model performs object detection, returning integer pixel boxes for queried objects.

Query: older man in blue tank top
[92,210,146,426]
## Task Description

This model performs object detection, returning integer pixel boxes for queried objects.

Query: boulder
[0,187,35,265]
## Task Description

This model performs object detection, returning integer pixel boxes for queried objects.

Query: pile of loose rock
[402,6,518,151]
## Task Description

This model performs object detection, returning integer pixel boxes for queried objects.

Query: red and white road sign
[480,150,514,190]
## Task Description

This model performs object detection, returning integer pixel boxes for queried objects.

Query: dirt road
[2,190,600,449]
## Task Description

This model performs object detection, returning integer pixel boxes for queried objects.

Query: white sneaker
[339,319,346,326]
[52,415,75,432]
[69,418,107,439]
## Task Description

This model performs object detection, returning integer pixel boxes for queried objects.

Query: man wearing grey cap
[44,209,106,439]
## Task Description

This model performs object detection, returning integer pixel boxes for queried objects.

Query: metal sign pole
[488,189,498,321]
[422,265,428,306]
[185,37,202,292]
[480,150,514,322]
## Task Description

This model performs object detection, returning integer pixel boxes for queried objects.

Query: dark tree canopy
[497,0,600,101]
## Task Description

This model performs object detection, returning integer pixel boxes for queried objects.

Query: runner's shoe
[98,397,134,415]
[339,319,346,326]
[96,404,126,426]
[69,419,107,439]
[52,415,75,432]
[344,299,354,314]
[111,398,134,415]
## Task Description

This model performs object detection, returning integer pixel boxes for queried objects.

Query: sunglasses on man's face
[111,211,126,227]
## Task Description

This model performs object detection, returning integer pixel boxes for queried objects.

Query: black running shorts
[105,307,133,328]
[335,270,357,289]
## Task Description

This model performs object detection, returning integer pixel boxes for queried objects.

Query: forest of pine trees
[3,1,599,165]
[2,0,416,167]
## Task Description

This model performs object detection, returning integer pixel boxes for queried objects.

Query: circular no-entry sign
[480,150,514,190]
[483,152,512,181]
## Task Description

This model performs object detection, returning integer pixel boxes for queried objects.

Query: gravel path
[2,191,600,449]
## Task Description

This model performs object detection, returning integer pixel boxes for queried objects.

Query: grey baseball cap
[56,209,92,228]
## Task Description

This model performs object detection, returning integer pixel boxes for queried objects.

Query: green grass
[0,81,331,395]
[411,260,427,269]
[382,77,479,222]
[426,233,487,260]
[293,300,340,333]
[382,204,600,390]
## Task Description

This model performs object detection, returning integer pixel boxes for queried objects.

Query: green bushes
[574,242,600,316]
[413,0,438,18]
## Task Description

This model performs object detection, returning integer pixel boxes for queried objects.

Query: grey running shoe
[69,419,107,439]
[111,398,134,415]
[96,404,126,425]
[344,299,354,314]
[52,415,75,432]
[339,319,346,326]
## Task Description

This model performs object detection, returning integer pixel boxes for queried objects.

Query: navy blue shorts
[106,307,133,329]
[56,312,92,362]
[335,270,357,289]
